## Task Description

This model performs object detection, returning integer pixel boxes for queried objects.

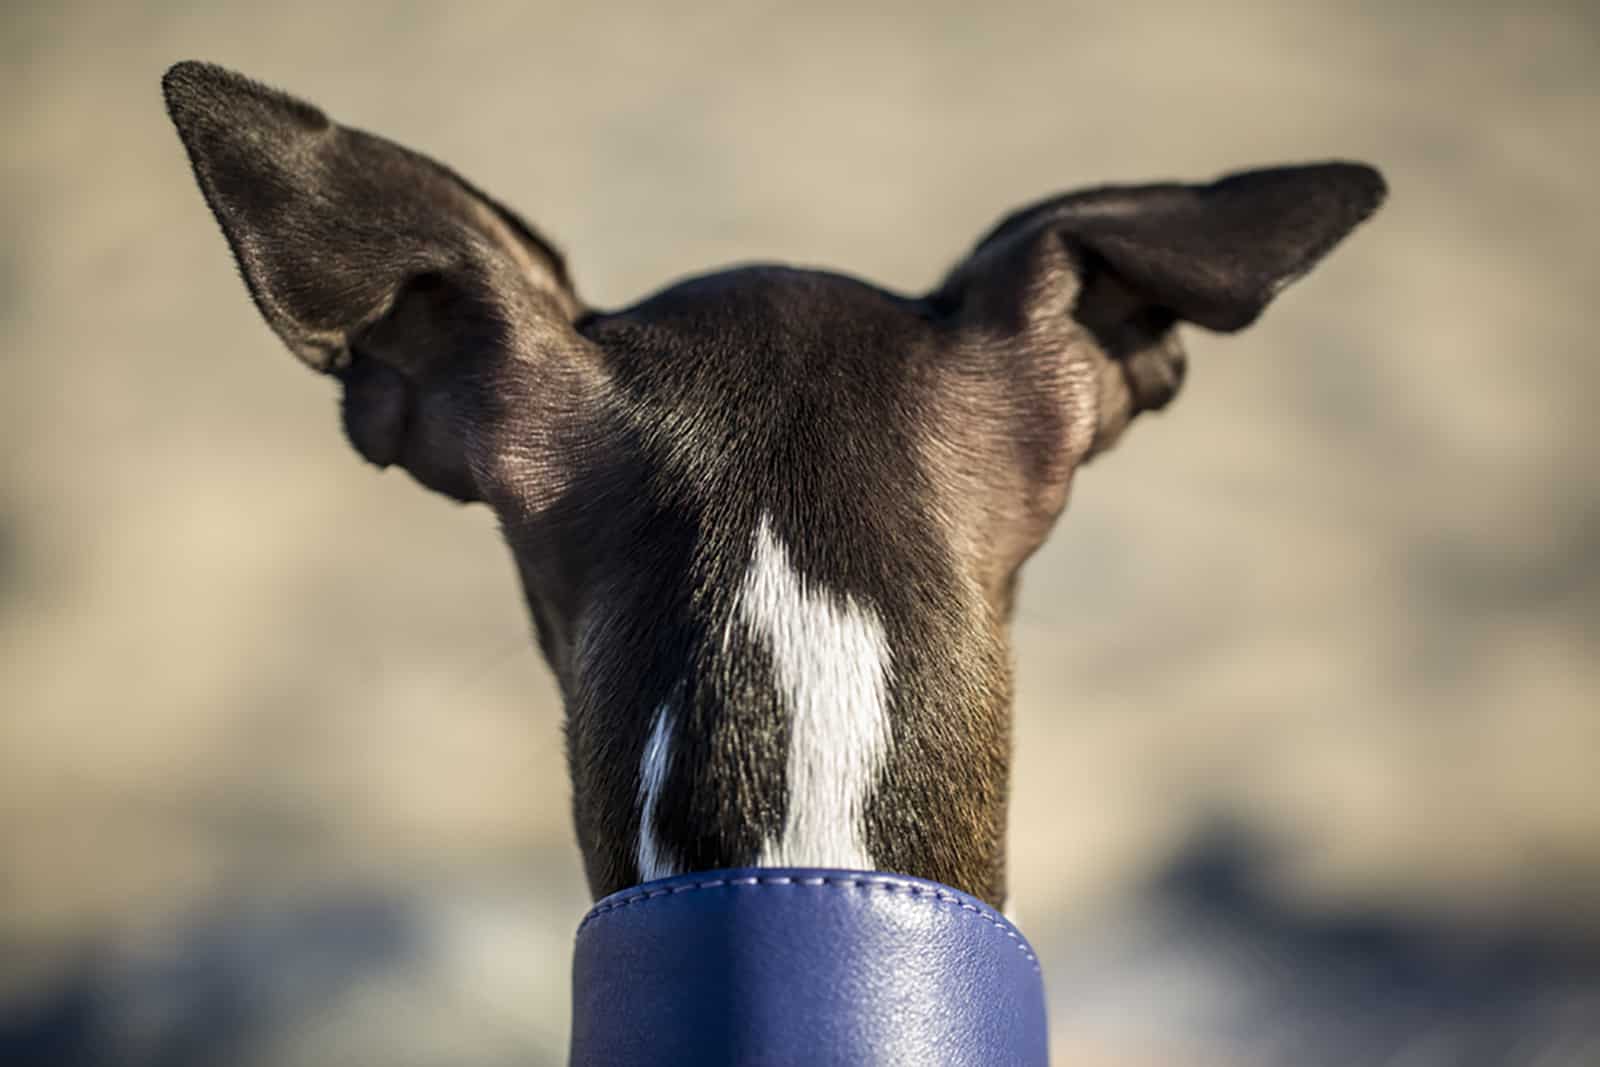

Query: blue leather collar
[569,868,1048,1065]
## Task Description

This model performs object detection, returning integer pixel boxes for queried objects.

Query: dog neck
[636,515,893,876]
[558,483,1016,907]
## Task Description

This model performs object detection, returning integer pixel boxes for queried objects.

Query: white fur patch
[737,515,893,869]
[635,704,679,881]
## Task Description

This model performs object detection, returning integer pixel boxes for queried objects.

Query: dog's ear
[943,162,1386,333]
[937,162,1385,454]
[162,61,593,502]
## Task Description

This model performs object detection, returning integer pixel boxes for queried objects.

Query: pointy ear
[934,162,1385,456]
[940,161,1387,334]
[162,61,590,501]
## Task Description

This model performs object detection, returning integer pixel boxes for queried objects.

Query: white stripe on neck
[635,704,678,881]
[738,515,893,869]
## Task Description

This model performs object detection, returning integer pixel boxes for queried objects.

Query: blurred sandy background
[2,2,1597,1063]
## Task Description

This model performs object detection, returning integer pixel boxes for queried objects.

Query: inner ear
[1072,261,1175,355]
[334,269,506,501]
[1072,263,1186,417]
[339,355,411,469]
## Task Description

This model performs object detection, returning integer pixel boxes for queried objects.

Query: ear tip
[1320,159,1388,214]
[161,59,210,94]
[161,60,329,140]
[161,60,217,95]
[161,61,240,122]
[1286,161,1388,228]
[1216,160,1388,217]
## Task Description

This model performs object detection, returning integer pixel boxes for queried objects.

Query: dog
[163,60,1384,913]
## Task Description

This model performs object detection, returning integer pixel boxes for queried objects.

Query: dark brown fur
[163,61,1385,906]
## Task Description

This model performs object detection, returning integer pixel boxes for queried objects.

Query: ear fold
[163,61,593,501]
[945,162,1386,333]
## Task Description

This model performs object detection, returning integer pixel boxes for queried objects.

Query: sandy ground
[2,2,1597,1063]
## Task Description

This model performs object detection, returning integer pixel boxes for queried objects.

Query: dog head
[164,61,1384,906]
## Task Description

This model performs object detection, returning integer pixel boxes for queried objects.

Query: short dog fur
[163,61,1385,910]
